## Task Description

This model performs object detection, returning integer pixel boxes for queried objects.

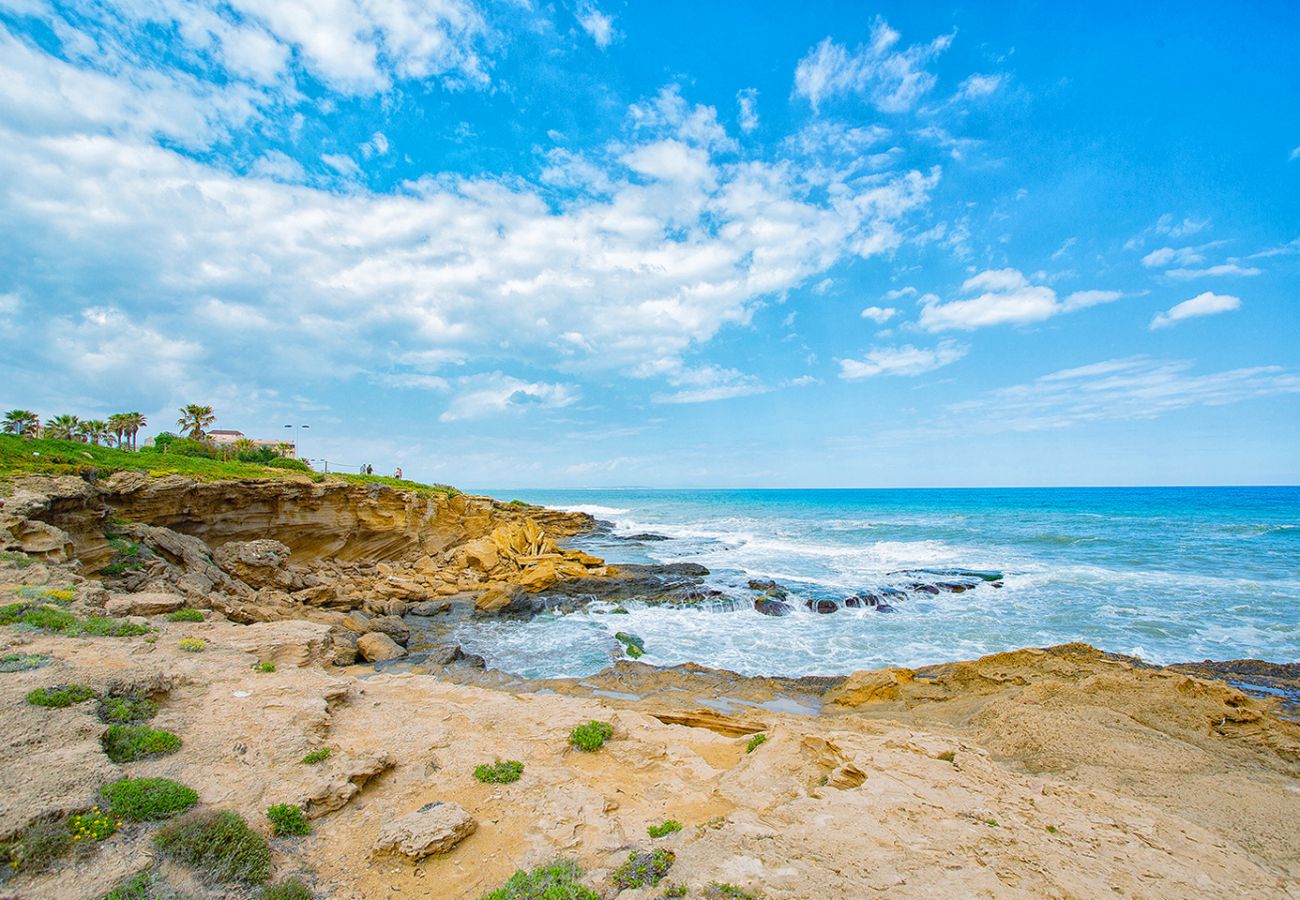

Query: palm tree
[83,420,111,445]
[44,414,82,440]
[107,413,128,449]
[176,405,215,440]
[124,412,146,450]
[3,409,39,437]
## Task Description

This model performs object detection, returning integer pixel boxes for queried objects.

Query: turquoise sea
[450,487,1300,679]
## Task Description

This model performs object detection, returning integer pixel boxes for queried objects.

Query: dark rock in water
[904,582,940,595]
[754,596,794,616]
[804,598,838,614]
[409,599,455,616]
[875,602,896,613]
[889,568,1003,583]
[426,644,487,668]
[934,582,970,593]
[614,632,645,659]
[843,593,873,608]
[748,578,789,601]
[624,532,673,541]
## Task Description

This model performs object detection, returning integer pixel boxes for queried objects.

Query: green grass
[99,693,157,724]
[2,816,72,874]
[166,609,205,622]
[662,884,687,898]
[0,652,49,672]
[478,858,599,900]
[474,759,524,784]
[0,550,34,568]
[0,435,460,497]
[647,819,683,839]
[0,602,151,637]
[745,733,766,753]
[102,777,198,821]
[261,878,314,900]
[100,870,168,900]
[102,724,181,762]
[704,884,757,899]
[568,720,613,752]
[265,804,310,837]
[300,747,331,765]
[26,683,96,707]
[154,810,271,885]
[611,848,675,890]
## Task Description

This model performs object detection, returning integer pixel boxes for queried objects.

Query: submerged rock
[754,596,794,616]
[623,532,673,541]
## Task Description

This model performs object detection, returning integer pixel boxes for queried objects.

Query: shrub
[611,848,675,890]
[102,777,198,821]
[300,747,331,765]
[2,602,152,637]
[569,720,613,752]
[614,631,645,659]
[704,884,756,900]
[102,724,181,762]
[166,609,205,623]
[2,816,72,874]
[647,819,682,839]
[0,550,34,568]
[69,807,120,842]
[474,759,524,784]
[262,878,314,900]
[745,733,766,753]
[267,457,311,472]
[480,858,599,900]
[99,693,157,724]
[154,810,271,885]
[662,885,688,899]
[166,438,218,459]
[27,683,96,707]
[0,652,49,672]
[78,616,152,637]
[100,870,163,900]
[937,750,955,763]
[252,661,276,673]
[266,804,310,837]
[178,637,206,652]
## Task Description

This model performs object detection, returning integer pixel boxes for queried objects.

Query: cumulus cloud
[793,17,952,113]
[1149,292,1241,329]
[860,306,897,324]
[838,341,967,379]
[576,3,616,48]
[917,269,1121,331]
[439,372,578,421]
[737,88,759,133]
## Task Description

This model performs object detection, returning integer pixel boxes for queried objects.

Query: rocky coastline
[1,472,1298,898]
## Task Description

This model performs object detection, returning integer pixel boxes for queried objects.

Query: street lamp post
[283,423,309,459]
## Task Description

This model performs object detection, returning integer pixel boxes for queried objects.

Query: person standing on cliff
[394,467,402,479]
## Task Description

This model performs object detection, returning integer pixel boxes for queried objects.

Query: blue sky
[0,1,1297,488]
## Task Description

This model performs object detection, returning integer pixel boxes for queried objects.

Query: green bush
[474,759,524,784]
[178,637,206,652]
[266,804,310,837]
[569,720,613,752]
[662,885,687,899]
[102,777,198,821]
[0,652,49,672]
[267,457,311,472]
[0,550,34,568]
[99,693,157,724]
[704,884,756,900]
[166,609,205,622]
[647,819,682,839]
[100,870,165,900]
[479,858,599,900]
[166,438,218,459]
[252,661,276,673]
[300,747,331,765]
[26,683,96,708]
[69,807,118,842]
[79,615,152,637]
[262,878,314,900]
[102,724,181,762]
[2,816,72,874]
[611,848,675,890]
[1,602,150,637]
[154,809,271,885]
[745,733,766,753]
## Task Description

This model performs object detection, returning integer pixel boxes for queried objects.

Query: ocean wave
[554,504,631,517]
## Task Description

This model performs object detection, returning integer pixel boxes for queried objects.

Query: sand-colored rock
[356,631,406,662]
[373,801,477,858]
[104,591,185,616]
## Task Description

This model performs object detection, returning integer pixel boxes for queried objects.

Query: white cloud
[652,365,768,404]
[1155,214,1210,238]
[860,306,897,324]
[954,73,1003,100]
[918,269,1122,331]
[1149,292,1241,330]
[793,18,952,113]
[1290,146,1300,162]
[576,3,616,49]
[949,357,1299,431]
[250,150,307,182]
[1164,263,1261,280]
[439,372,578,421]
[320,152,361,177]
[737,88,759,133]
[882,286,916,301]
[838,340,967,379]
[0,292,19,315]
[362,131,390,157]
[1141,246,1203,268]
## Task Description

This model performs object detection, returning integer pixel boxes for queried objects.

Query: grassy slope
[0,436,458,497]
